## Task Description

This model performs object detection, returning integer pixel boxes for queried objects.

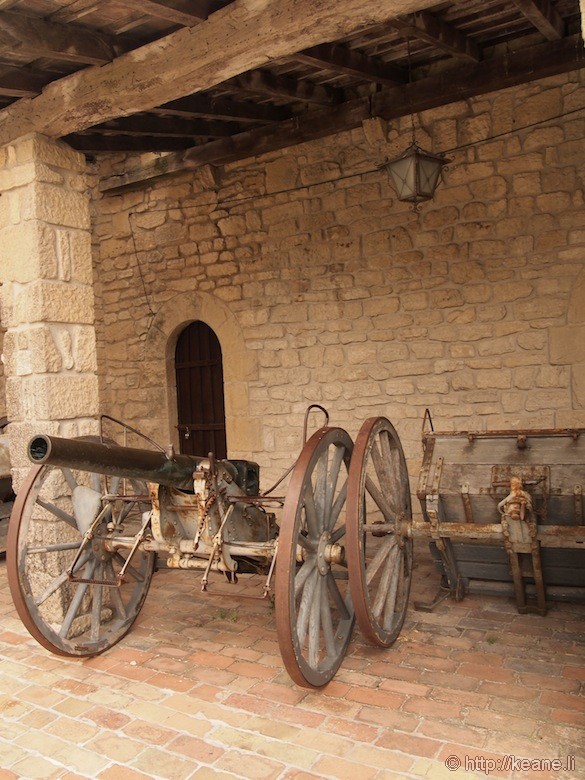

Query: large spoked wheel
[7,439,155,657]
[275,427,355,688]
[346,417,413,647]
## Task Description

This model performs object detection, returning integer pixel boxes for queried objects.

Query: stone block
[15,134,87,173]
[525,388,568,412]
[14,280,95,325]
[262,201,303,227]
[226,416,262,453]
[572,363,585,409]
[265,157,299,193]
[0,221,61,285]
[21,182,90,230]
[8,374,99,420]
[549,324,585,365]
[68,230,94,285]
[0,162,37,191]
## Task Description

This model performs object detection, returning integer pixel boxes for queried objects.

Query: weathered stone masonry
[0,135,99,488]
[91,71,585,492]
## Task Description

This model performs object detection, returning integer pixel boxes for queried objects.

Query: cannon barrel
[28,434,204,489]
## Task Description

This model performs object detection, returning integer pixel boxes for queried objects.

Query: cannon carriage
[7,408,412,688]
[8,406,585,687]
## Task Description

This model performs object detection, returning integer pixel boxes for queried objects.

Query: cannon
[7,409,413,688]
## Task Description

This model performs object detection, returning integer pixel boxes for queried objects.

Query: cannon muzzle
[28,434,204,489]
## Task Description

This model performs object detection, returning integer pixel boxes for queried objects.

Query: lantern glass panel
[388,154,416,200]
[418,154,443,198]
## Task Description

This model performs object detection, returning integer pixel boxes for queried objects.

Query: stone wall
[0,134,99,487]
[91,70,585,491]
[0,330,5,420]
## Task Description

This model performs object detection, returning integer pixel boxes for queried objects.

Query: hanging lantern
[386,143,448,205]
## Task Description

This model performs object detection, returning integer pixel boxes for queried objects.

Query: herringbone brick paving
[0,543,583,779]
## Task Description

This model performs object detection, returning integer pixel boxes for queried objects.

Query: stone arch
[144,291,259,456]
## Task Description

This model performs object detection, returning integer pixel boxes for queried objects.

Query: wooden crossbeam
[66,133,194,152]
[294,43,405,86]
[95,115,243,137]
[0,10,122,65]
[154,94,291,123]
[230,70,346,106]
[390,10,480,62]
[511,0,566,40]
[115,0,209,26]
[49,1,103,24]
[0,65,48,97]
[100,34,585,192]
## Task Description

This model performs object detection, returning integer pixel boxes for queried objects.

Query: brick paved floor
[0,543,583,780]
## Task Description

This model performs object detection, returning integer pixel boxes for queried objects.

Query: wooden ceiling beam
[100,33,584,192]
[511,0,565,40]
[66,133,193,152]
[230,69,345,105]
[390,10,481,62]
[0,65,48,96]
[0,10,122,65]
[96,115,242,137]
[154,94,291,123]
[0,0,438,145]
[294,43,405,86]
[114,0,209,26]
[49,2,103,24]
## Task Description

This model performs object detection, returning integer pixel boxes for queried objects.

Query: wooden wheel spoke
[296,567,319,647]
[33,550,93,607]
[304,489,320,538]
[27,541,85,555]
[327,569,350,620]
[36,498,79,531]
[313,449,328,524]
[113,551,145,582]
[308,576,322,667]
[324,444,344,527]
[365,535,397,586]
[61,467,78,492]
[105,560,128,620]
[371,438,396,504]
[372,544,399,620]
[297,531,315,552]
[381,551,402,629]
[90,565,104,641]
[117,497,146,525]
[107,476,121,494]
[330,523,346,544]
[364,476,396,523]
[328,478,347,531]
[59,560,97,638]
[321,582,337,658]
[294,556,316,597]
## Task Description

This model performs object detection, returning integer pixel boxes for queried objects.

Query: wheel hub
[317,532,345,574]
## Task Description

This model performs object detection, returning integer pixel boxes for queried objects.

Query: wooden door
[175,321,227,458]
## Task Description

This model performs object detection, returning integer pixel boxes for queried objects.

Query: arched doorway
[175,321,227,458]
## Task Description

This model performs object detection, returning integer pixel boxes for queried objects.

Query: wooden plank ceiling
[0,0,583,190]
